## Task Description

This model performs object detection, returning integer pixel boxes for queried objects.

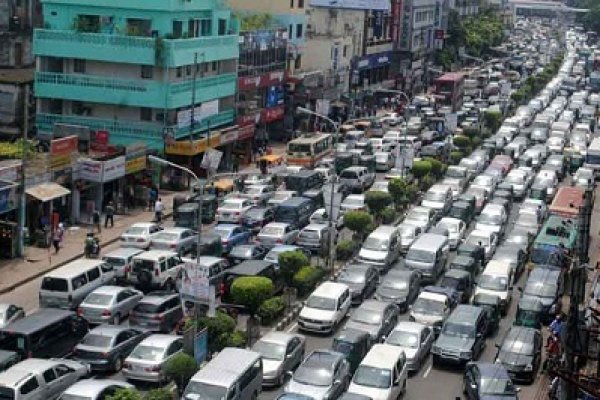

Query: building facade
[33,0,239,152]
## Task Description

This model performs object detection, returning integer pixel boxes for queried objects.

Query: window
[290,0,294,7]
[296,23,303,38]
[294,55,302,70]
[167,340,183,355]
[73,59,85,73]
[101,263,113,273]
[140,107,152,121]
[141,65,153,79]
[87,267,100,282]
[186,65,192,76]
[218,19,226,35]
[172,20,183,38]
[116,291,129,303]
[20,377,39,395]
[200,19,211,36]
[298,0,304,7]
[289,24,293,38]
[43,368,57,383]
[176,67,182,78]
[71,273,88,290]
[212,61,218,71]
[160,261,166,272]
[72,101,85,115]
[343,45,348,58]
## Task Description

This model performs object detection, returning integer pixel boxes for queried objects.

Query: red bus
[549,186,586,220]
[433,72,465,112]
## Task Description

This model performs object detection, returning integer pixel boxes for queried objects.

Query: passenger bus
[433,72,465,112]
[286,133,333,167]
[584,137,600,175]
[549,186,586,220]
[530,215,578,269]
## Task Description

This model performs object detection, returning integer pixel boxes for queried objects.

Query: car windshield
[340,170,359,179]
[474,176,492,186]
[152,232,179,242]
[501,338,534,355]
[407,211,428,222]
[41,277,68,292]
[442,322,475,338]
[129,345,165,361]
[261,226,284,236]
[252,340,285,361]
[230,247,253,258]
[399,226,415,237]
[84,293,113,306]
[425,191,446,202]
[363,236,389,251]
[413,298,445,315]
[125,227,146,235]
[438,221,458,233]
[337,270,365,284]
[245,187,263,195]
[294,361,333,387]
[351,309,382,325]
[407,249,434,263]
[381,277,408,290]
[306,295,336,310]
[478,275,508,291]
[524,282,557,298]
[344,197,364,206]
[103,257,126,267]
[386,331,419,348]
[222,200,243,209]
[480,377,516,395]
[183,382,228,400]
[80,334,113,348]
[446,168,465,178]
[213,228,232,240]
[245,208,266,218]
[517,214,537,226]
[478,213,501,225]
[505,175,523,184]
[352,366,391,389]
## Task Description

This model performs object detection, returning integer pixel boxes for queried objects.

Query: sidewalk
[0,191,178,295]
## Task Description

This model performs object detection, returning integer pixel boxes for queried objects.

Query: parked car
[120,223,162,249]
[465,230,499,262]
[436,217,466,249]
[72,325,150,372]
[77,286,143,325]
[403,206,435,232]
[59,379,134,400]
[264,245,310,267]
[242,206,276,233]
[128,291,183,333]
[216,197,254,224]
[228,244,269,265]
[122,334,183,383]
[256,222,299,248]
[385,321,435,372]
[335,264,378,305]
[149,227,197,255]
[242,184,276,205]
[251,332,305,387]
[463,362,519,400]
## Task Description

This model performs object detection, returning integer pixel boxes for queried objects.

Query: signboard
[166,138,208,156]
[316,99,330,117]
[126,156,146,175]
[238,71,286,91]
[78,159,103,182]
[102,156,126,182]
[90,130,109,152]
[179,260,213,304]
[310,0,390,11]
[176,100,220,129]
[238,113,261,126]
[194,328,208,364]
[262,105,285,123]
[238,124,255,141]
[219,128,239,146]
[50,136,78,171]
[201,148,223,172]
[355,52,391,71]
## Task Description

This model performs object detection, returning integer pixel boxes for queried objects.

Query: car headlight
[525,364,533,371]
[460,351,472,359]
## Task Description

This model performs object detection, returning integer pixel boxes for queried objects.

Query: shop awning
[26,183,70,202]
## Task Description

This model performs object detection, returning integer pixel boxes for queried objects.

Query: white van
[348,344,408,400]
[405,233,449,284]
[473,260,513,315]
[184,348,262,400]
[357,225,401,272]
[102,247,144,282]
[39,259,115,309]
[421,184,453,218]
[298,282,351,333]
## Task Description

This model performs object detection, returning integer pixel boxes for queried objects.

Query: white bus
[584,137,600,176]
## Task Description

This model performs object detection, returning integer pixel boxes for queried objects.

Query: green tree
[106,389,143,400]
[230,276,274,316]
[278,251,309,286]
[196,311,236,353]
[412,160,432,180]
[483,110,502,133]
[343,211,373,240]
[424,157,445,179]
[388,177,409,210]
[166,353,198,395]
[145,388,173,400]
[365,191,392,219]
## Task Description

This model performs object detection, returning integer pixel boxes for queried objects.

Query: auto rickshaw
[448,255,479,280]
[472,293,501,335]
[212,178,235,198]
[514,297,543,330]
[259,154,284,167]
[174,194,218,227]
[457,243,485,273]
[332,328,371,373]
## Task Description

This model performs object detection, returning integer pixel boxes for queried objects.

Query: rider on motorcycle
[84,232,100,258]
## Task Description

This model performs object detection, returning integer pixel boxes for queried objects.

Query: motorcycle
[84,233,101,258]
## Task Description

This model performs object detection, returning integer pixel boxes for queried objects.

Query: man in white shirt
[154,197,164,223]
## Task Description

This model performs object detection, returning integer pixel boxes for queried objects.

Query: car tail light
[76,307,83,316]
[27,351,32,358]
[102,310,112,317]
[220,282,226,296]
[124,266,130,274]
[170,244,177,249]
[234,212,240,216]
[276,239,283,244]
[145,365,161,372]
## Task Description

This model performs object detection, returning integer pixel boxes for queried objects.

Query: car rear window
[0,387,15,400]
[41,277,68,292]
[134,302,161,314]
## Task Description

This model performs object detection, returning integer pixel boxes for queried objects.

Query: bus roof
[435,72,465,83]
[549,187,586,218]
[534,215,578,250]
[588,137,600,152]
[288,133,331,144]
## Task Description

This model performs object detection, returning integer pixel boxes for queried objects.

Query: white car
[298,282,351,333]
[547,136,565,153]
[340,194,366,213]
[59,379,134,400]
[369,138,392,153]
[120,222,162,249]
[380,112,403,126]
[242,185,275,206]
[77,285,143,325]
[216,197,254,224]
[309,208,343,229]
[369,181,390,194]
[267,190,298,207]
[465,229,499,262]
[256,222,299,248]
[403,206,435,232]
[385,321,435,372]
[436,217,466,249]
[475,204,507,237]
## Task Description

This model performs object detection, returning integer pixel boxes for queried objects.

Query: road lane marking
[286,322,298,333]
[422,360,432,378]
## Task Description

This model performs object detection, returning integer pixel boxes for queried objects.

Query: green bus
[530,215,577,269]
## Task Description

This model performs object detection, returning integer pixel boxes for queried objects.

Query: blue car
[464,362,519,400]
[212,224,250,253]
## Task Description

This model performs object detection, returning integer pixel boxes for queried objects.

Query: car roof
[504,326,538,344]
[190,348,261,388]
[103,248,144,258]
[139,334,181,348]
[214,224,242,231]
[44,259,107,279]
[473,362,511,379]
[139,292,178,304]
[62,379,133,397]
[227,260,274,276]
[259,331,300,346]
[312,282,348,298]
[87,324,130,337]
[0,308,74,335]
[263,222,290,229]
[360,344,405,368]
[392,321,426,334]
[158,227,190,234]
[133,250,178,259]
[0,359,66,386]
[130,222,157,228]
[88,285,127,296]
[357,300,389,313]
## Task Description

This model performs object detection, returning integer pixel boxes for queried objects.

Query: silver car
[78,286,143,325]
[251,332,306,387]
[59,379,134,400]
[122,334,183,383]
[243,184,276,206]
[120,223,162,249]
[256,222,299,248]
[386,321,435,371]
[150,227,197,255]
[0,304,25,328]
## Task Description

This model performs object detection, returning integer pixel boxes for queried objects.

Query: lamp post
[374,89,411,176]
[296,106,340,275]
[148,155,203,268]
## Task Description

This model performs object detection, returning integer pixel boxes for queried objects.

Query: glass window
[73,59,85,74]
[140,107,152,121]
[87,267,100,282]
[20,378,38,395]
[42,368,56,383]
[71,274,88,290]
[141,65,153,79]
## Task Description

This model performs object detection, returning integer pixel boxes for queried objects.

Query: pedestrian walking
[232,156,240,173]
[154,197,165,223]
[52,223,64,254]
[92,209,101,233]
[105,201,115,228]
[148,186,157,211]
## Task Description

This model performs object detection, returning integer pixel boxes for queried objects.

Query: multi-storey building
[33,0,239,152]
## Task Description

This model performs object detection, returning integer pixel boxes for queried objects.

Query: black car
[495,326,542,383]
[242,206,275,232]
[228,244,269,264]
[464,362,519,400]
[448,255,479,279]
[519,266,563,323]
[440,269,473,303]
[335,263,379,305]
[375,268,421,311]
[73,325,150,372]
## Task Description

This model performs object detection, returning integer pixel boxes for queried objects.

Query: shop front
[25,182,70,247]
[354,52,393,89]
[124,143,151,209]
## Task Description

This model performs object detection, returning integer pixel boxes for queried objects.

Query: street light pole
[297,107,340,275]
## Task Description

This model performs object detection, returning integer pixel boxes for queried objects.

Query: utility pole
[190,52,198,139]
[17,83,29,258]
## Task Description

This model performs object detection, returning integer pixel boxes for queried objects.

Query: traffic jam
[0,19,597,400]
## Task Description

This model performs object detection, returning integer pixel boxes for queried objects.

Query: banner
[50,135,78,171]
[310,0,390,11]
[125,143,147,175]
[201,148,223,172]
[78,159,103,182]
[179,260,213,304]
[102,156,126,182]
